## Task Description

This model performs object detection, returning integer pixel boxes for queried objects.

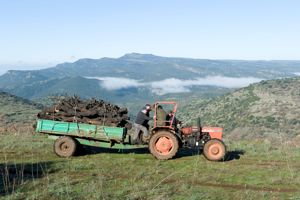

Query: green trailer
[36,119,145,157]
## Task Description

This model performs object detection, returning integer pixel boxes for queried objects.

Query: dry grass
[0,133,300,199]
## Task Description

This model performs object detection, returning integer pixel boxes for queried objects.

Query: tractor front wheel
[149,130,179,160]
[54,136,77,158]
[203,139,226,161]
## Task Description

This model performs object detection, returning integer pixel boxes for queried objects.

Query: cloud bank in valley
[294,72,300,76]
[86,76,263,95]
[150,76,262,94]
[88,77,143,90]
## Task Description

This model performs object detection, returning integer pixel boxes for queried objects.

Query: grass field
[1,133,300,200]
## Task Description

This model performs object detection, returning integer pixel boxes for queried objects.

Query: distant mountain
[38,53,300,80]
[0,91,42,133]
[0,53,299,102]
[179,77,300,139]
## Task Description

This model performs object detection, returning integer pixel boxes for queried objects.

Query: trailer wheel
[149,130,179,160]
[203,139,226,161]
[54,136,77,158]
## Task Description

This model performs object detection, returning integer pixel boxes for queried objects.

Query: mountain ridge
[0,53,299,102]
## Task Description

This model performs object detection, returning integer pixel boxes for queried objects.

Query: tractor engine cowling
[180,126,198,135]
[201,127,223,140]
[180,126,223,140]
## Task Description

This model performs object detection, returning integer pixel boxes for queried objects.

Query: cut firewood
[37,96,132,129]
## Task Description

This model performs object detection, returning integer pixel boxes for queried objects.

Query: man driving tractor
[133,104,152,144]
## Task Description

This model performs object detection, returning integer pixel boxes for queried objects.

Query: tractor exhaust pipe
[195,117,202,146]
[197,117,202,132]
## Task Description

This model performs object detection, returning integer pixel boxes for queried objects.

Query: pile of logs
[37,96,131,129]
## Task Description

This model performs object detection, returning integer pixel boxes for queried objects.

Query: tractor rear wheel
[203,139,226,161]
[54,136,77,158]
[149,130,179,160]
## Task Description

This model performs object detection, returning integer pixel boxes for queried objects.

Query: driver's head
[145,104,152,111]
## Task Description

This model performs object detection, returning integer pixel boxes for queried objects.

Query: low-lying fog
[86,76,263,95]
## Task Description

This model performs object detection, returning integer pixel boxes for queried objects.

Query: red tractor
[148,101,226,161]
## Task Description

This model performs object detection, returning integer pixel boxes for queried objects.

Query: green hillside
[0,92,42,133]
[179,77,300,139]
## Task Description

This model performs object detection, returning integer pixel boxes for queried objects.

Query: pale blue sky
[0,0,300,72]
